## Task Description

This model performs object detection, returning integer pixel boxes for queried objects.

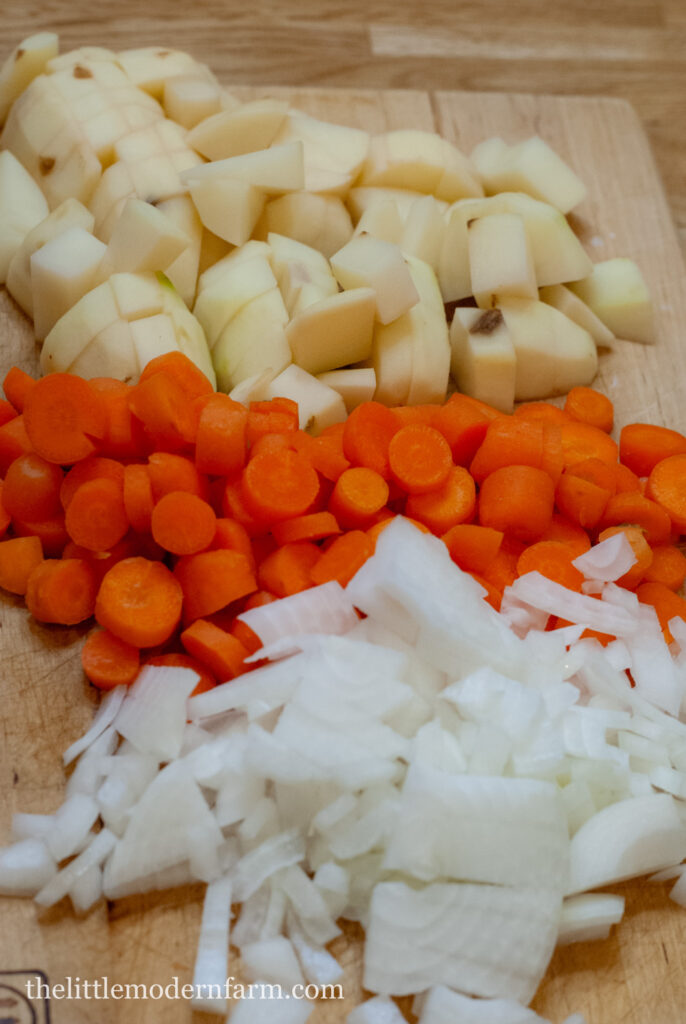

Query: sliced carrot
[147,452,207,501]
[514,401,569,425]
[13,515,69,557]
[405,465,476,535]
[246,398,299,444]
[222,476,268,536]
[151,491,217,556]
[643,545,686,592]
[342,401,401,479]
[60,456,125,510]
[180,619,248,681]
[128,371,196,451]
[0,482,10,537]
[470,417,562,484]
[0,415,33,475]
[258,541,320,597]
[211,518,255,566]
[516,541,585,591]
[23,374,105,464]
[26,558,97,625]
[387,424,452,495]
[310,530,373,587]
[0,536,43,595]
[539,513,591,558]
[62,535,140,585]
[636,581,686,643]
[328,467,389,529]
[392,404,440,427]
[229,618,263,656]
[146,652,216,696]
[248,431,293,461]
[123,464,154,533]
[138,351,214,401]
[242,450,319,523]
[243,589,278,611]
[90,379,145,460]
[195,393,248,477]
[601,491,672,546]
[0,399,18,427]
[564,387,614,433]
[598,525,653,589]
[555,474,611,531]
[480,545,520,593]
[469,572,503,610]
[272,511,340,546]
[3,366,36,413]
[433,393,496,466]
[65,477,129,552]
[442,523,503,575]
[95,556,183,647]
[565,457,616,496]
[2,453,63,521]
[174,548,257,622]
[646,454,686,532]
[479,464,555,543]
[620,423,686,478]
[560,420,618,468]
[81,628,141,690]
[299,432,351,482]
[614,463,641,494]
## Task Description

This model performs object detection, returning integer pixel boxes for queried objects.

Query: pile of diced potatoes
[0,33,654,430]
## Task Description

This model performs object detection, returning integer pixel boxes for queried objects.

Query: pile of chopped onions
[3,518,686,1023]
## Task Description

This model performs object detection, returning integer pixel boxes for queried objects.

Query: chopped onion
[227,994,314,1024]
[507,572,638,637]
[191,873,233,1015]
[69,863,103,914]
[237,581,358,646]
[35,829,116,907]
[347,996,407,1023]
[231,829,305,902]
[572,533,636,583]
[113,666,198,761]
[417,985,551,1023]
[558,893,625,944]
[11,812,54,842]
[62,685,126,766]
[0,839,56,896]
[286,907,344,986]
[279,864,341,945]
[45,793,99,862]
[241,936,304,988]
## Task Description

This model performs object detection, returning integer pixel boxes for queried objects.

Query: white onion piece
[411,720,468,773]
[11,812,54,842]
[232,829,306,902]
[650,766,686,799]
[242,936,304,988]
[558,893,625,944]
[572,533,636,583]
[669,868,686,907]
[260,881,288,941]
[347,996,407,1024]
[45,793,99,862]
[35,829,116,907]
[280,865,341,945]
[65,725,118,796]
[626,605,683,716]
[562,1016,588,1024]
[417,985,550,1023]
[191,873,233,1015]
[314,862,349,920]
[286,908,344,986]
[507,572,638,636]
[232,885,272,950]
[364,881,561,1003]
[0,839,56,896]
[441,668,543,743]
[228,994,314,1024]
[189,655,308,722]
[113,666,198,761]
[384,766,568,891]
[567,794,686,895]
[69,863,103,914]
[62,685,126,766]
[237,581,358,645]
[97,751,159,836]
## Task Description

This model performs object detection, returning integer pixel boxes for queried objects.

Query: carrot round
[516,541,585,591]
[123,464,154,533]
[2,453,63,521]
[433,392,498,466]
[195,393,248,477]
[601,491,672,546]
[342,401,401,479]
[470,417,563,484]
[470,572,503,610]
[598,525,653,589]
[392,404,440,427]
[246,398,299,445]
[514,401,570,426]
[565,457,616,496]
[26,558,97,625]
[3,366,36,413]
[151,491,217,556]
[620,423,686,478]
[180,619,248,681]
[479,464,555,543]
[147,451,207,501]
[174,548,257,622]
[211,517,255,565]
[555,474,611,531]
[128,371,196,451]
[405,465,476,535]
[0,398,18,427]
[643,545,686,592]
[81,628,141,690]
[636,581,686,643]
[480,545,520,593]
[329,467,389,529]
[23,374,105,464]
[0,482,10,538]
[95,556,183,647]
[564,387,614,433]
[138,351,214,401]
[560,420,618,468]
[388,424,452,495]
[146,652,216,696]
[60,456,125,511]
[539,513,591,558]
[13,515,68,558]
[272,511,340,546]
[258,540,319,597]
[646,454,686,532]
[242,450,319,523]
[0,536,43,595]
[310,530,373,587]
[65,477,129,552]
[90,379,144,460]
[0,415,32,475]
[442,523,503,575]
[614,463,641,494]
[301,433,351,482]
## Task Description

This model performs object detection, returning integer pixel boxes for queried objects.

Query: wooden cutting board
[2,86,686,1024]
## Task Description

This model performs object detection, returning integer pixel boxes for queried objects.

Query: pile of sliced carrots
[2,353,686,692]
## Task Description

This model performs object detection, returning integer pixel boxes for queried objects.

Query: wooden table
[2,8,686,1024]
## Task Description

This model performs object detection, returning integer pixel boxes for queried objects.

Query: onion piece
[348,996,407,1023]
[191,873,233,1015]
[558,893,625,944]
[189,655,308,722]
[286,907,344,986]
[35,829,116,908]
[11,812,54,842]
[0,839,56,896]
[669,868,686,907]
[45,793,99,862]
[232,829,306,902]
[572,533,636,583]
[238,581,358,646]
[69,863,103,914]
[241,936,304,988]
[228,994,314,1024]
[280,864,341,945]
[507,572,638,637]
[417,985,551,1023]
[62,685,126,766]
[113,666,199,761]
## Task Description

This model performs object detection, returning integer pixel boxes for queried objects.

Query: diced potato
[268,232,338,317]
[400,195,446,271]
[188,99,289,160]
[449,307,516,413]
[539,283,614,347]
[0,150,50,282]
[272,110,369,197]
[103,197,190,276]
[212,287,291,392]
[468,212,537,308]
[330,235,419,325]
[264,364,347,434]
[189,177,265,246]
[181,141,305,194]
[117,47,210,99]
[155,195,203,306]
[470,136,509,191]
[0,31,59,125]
[194,250,278,347]
[255,192,353,259]
[347,186,438,223]
[286,288,377,375]
[354,200,404,246]
[317,367,377,412]
[31,226,107,340]
[568,258,654,344]
[473,135,587,214]
[360,130,483,202]
[163,74,222,129]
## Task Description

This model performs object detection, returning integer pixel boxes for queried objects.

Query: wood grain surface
[2,73,686,1024]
